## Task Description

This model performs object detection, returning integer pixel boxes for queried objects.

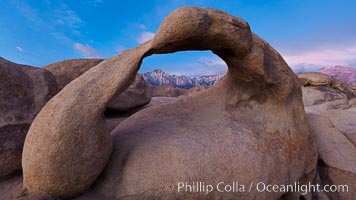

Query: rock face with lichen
[0,57,57,180]
[21,6,317,199]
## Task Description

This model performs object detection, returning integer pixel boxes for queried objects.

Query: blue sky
[1,0,356,76]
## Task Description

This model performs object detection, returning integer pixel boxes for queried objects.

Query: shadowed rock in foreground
[21,6,317,199]
[0,58,57,180]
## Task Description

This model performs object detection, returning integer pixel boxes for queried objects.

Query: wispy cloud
[168,56,227,77]
[49,32,74,44]
[274,16,356,72]
[16,46,24,52]
[347,59,356,67]
[90,0,104,6]
[137,32,155,44]
[136,24,147,30]
[197,56,226,68]
[281,43,356,71]
[14,0,47,28]
[286,63,320,73]
[14,1,84,37]
[53,3,84,29]
[73,43,100,58]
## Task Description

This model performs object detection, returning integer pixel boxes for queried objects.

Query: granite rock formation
[300,72,356,200]
[150,85,187,97]
[45,59,151,112]
[187,85,208,95]
[107,75,151,112]
[0,57,57,180]
[307,112,356,200]
[105,97,177,132]
[22,6,317,199]
[44,58,104,91]
[299,72,356,113]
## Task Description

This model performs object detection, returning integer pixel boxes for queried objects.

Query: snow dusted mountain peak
[142,69,224,89]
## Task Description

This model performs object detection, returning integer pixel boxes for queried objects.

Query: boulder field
[20,6,317,200]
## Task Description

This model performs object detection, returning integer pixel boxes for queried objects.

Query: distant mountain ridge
[142,69,224,89]
[142,66,356,89]
[318,65,356,86]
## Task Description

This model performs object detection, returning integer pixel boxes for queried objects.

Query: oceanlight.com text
[165,181,349,195]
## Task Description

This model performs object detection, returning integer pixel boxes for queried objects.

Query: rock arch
[22,6,317,199]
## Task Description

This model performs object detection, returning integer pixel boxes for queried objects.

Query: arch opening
[140,50,227,79]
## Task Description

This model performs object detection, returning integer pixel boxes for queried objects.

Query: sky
[1,0,356,77]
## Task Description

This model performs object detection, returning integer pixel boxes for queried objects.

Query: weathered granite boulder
[105,97,177,132]
[0,57,57,180]
[187,85,207,95]
[147,96,178,106]
[150,85,187,97]
[307,112,356,200]
[44,58,104,91]
[299,72,333,86]
[107,75,151,112]
[45,59,151,112]
[299,72,356,113]
[22,6,317,199]
[321,108,356,146]
[301,73,356,200]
